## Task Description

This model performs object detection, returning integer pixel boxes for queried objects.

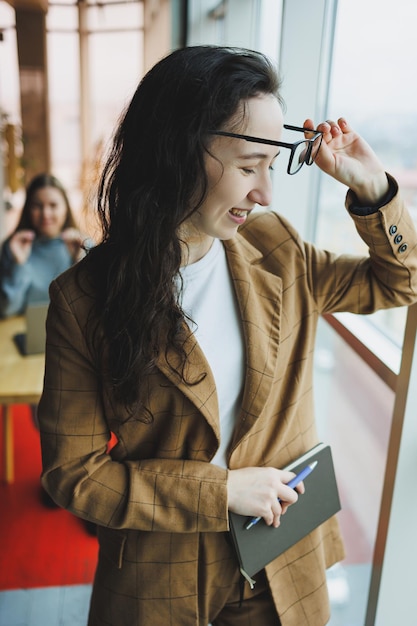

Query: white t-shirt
[178,239,245,468]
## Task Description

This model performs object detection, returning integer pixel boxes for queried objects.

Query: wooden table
[0,316,45,483]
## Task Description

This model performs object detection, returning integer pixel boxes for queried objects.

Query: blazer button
[389,225,397,235]
[394,234,403,244]
[398,243,408,253]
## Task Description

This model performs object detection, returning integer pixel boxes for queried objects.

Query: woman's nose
[247,176,273,207]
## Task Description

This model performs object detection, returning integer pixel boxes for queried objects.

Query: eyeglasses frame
[208,124,323,175]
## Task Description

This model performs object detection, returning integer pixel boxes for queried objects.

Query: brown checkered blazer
[39,181,417,626]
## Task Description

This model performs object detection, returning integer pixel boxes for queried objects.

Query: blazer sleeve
[303,182,417,314]
[38,277,229,533]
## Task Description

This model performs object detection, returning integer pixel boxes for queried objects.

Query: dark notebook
[228,443,341,585]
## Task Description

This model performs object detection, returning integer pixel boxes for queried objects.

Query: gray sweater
[0,236,75,318]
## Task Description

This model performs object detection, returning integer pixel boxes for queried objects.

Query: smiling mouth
[229,208,250,217]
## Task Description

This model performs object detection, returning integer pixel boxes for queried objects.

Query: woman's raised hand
[9,230,36,265]
[61,228,85,262]
[305,117,389,206]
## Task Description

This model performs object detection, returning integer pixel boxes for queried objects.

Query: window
[314,0,417,350]
[47,3,80,187]
[0,1,22,204]
[46,0,144,231]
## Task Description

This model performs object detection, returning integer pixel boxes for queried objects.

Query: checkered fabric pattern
[38,181,417,626]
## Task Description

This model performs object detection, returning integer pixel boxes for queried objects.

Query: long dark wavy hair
[85,45,282,408]
[15,173,76,234]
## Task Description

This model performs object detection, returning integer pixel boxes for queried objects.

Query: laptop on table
[14,302,48,356]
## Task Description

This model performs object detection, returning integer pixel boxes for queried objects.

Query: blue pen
[245,460,318,530]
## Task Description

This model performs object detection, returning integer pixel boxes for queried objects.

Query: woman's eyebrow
[238,150,280,160]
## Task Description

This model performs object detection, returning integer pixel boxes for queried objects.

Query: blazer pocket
[97,526,127,569]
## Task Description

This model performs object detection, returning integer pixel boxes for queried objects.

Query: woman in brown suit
[38,46,417,626]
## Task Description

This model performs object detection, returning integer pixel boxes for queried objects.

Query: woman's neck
[180,225,214,266]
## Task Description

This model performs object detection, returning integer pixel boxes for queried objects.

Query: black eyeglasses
[208,124,323,175]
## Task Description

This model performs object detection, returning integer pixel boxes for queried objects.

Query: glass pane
[314,0,417,347]
[47,28,80,189]
[45,2,143,234]
[0,1,20,124]
[315,317,395,624]
[88,2,143,31]
[0,1,22,229]
[47,3,78,30]
[89,30,143,150]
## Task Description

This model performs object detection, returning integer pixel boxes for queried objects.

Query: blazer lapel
[154,234,282,452]
[155,331,221,443]
[224,235,282,444]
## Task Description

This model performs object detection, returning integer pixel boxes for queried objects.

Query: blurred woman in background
[0,173,86,318]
